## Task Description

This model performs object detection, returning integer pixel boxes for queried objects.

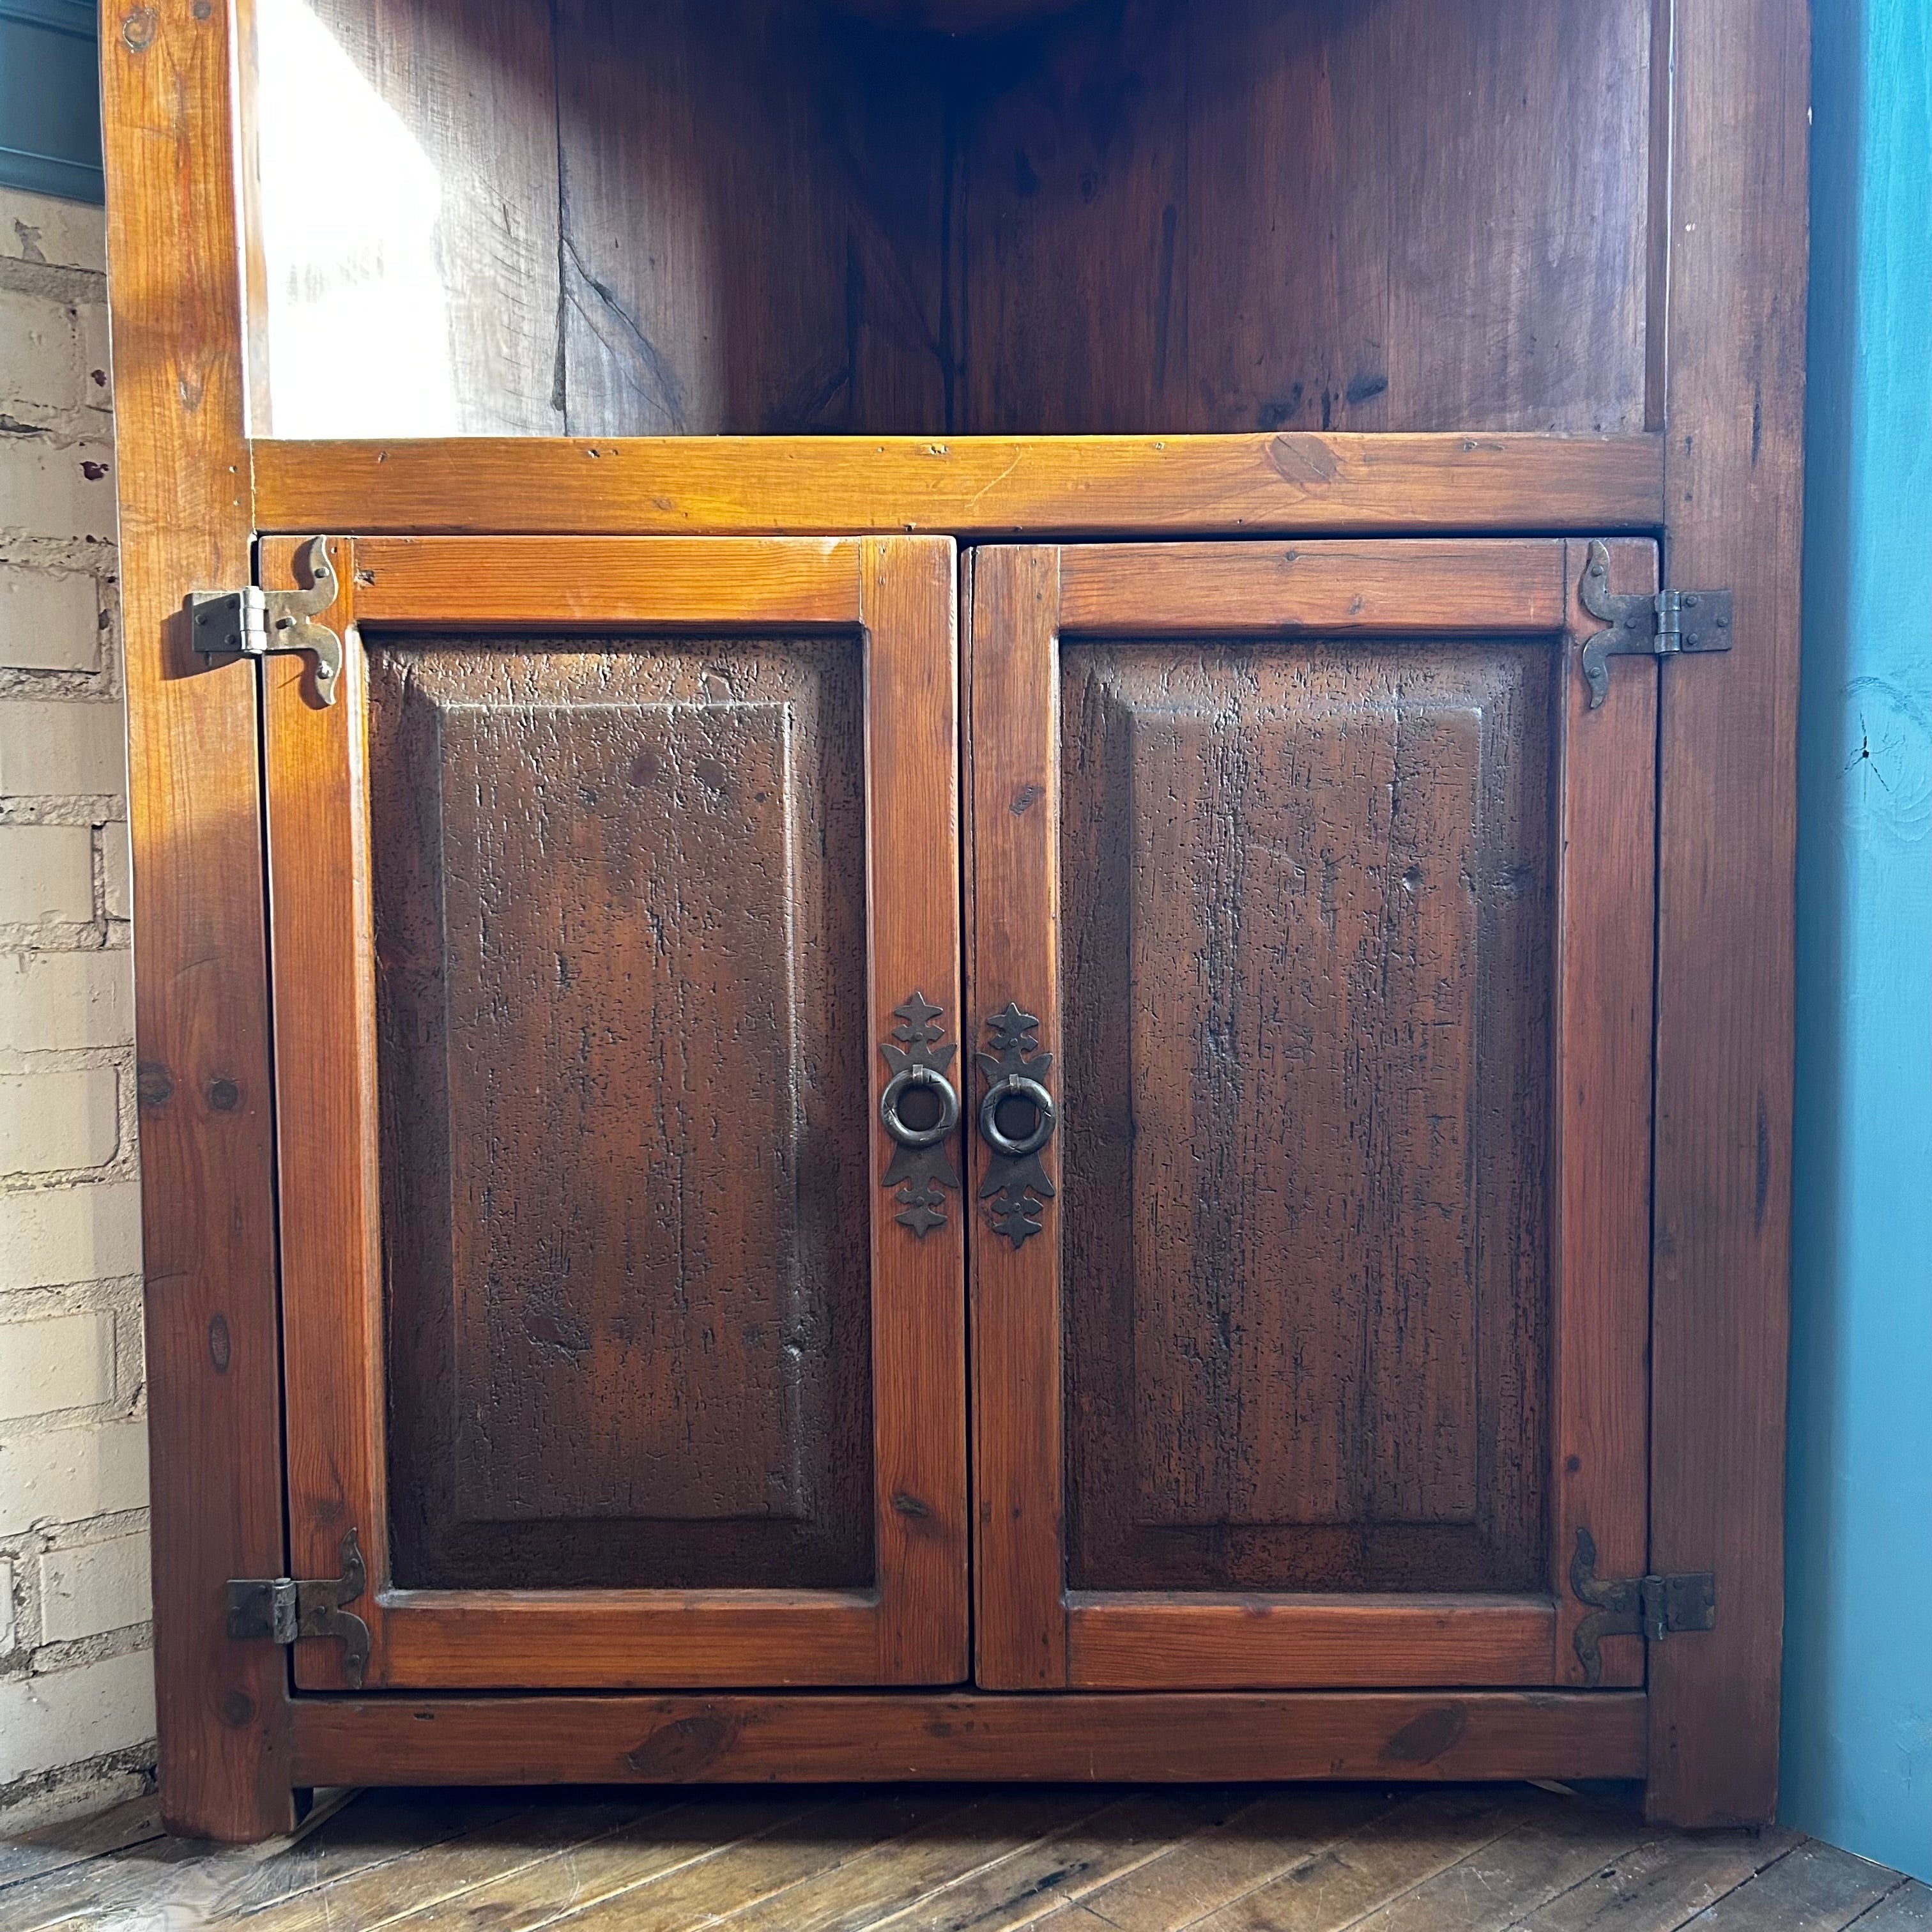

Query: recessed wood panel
[370,637,874,1591]
[1059,641,1554,1595]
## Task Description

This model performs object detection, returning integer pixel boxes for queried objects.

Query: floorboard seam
[509,1798,846,1932]
[338,1797,705,1932]
[1839,1878,1919,1931]
[848,1793,1148,1932]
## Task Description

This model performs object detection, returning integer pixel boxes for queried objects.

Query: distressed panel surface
[1059,643,1554,1593]
[369,639,873,1590]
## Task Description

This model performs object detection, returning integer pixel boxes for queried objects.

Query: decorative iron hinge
[1578,539,1731,710]
[188,535,344,705]
[1570,1528,1716,1685]
[227,1526,371,1687]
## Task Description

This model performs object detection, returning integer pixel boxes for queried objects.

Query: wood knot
[1381,1703,1468,1765]
[625,1712,738,1777]
[121,6,157,47]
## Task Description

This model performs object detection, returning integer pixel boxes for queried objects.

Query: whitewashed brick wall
[0,185,155,1827]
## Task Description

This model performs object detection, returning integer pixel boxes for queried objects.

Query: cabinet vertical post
[102,0,295,1840]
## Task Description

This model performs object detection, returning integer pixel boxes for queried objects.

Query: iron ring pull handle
[877,992,962,1240]
[975,1002,1056,1248]
[977,1073,1055,1158]
[879,1063,961,1150]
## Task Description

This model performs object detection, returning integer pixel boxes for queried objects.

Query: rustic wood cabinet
[100,0,1807,1839]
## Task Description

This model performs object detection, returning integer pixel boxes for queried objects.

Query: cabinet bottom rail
[289,1689,1646,1786]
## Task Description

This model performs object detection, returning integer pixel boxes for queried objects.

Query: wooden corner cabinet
[100,0,1807,1841]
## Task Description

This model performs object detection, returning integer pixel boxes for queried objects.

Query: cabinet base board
[291,1690,1646,1787]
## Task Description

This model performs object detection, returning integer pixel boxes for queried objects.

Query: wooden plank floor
[1,1782,1923,1932]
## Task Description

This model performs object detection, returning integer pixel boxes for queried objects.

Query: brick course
[0,185,155,1828]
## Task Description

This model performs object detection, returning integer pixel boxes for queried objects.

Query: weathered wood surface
[1062,1598,1560,1690]
[8,1781,1914,1932]
[250,0,1652,441]
[1059,638,1553,1600]
[970,538,1653,1695]
[252,433,1666,537]
[100,0,292,1842]
[286,1691,1648,1786]
[372,634,874,1590]
[964,544,1066,1690]
[961,0,1652,437]
[1646,0,1809,1827]
[1549,539,1659,1689]
[257,540,388,1690]
[262,535,965,1687]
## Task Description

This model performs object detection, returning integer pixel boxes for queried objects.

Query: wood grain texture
[346,537,867,628]
[0,1791,534,1928]
[100,0,293,1841]
[965,546,1066,1690]
[256,0,561,434]
[371,1595,884,1689]
[1181,1789,1549,1932]
[687,1788,1205,1932]
[288,1692,1650,1785]
[1064,1598,1558,1690]
[1646,0,1808,1828]
[249,0,1648,443]
[551,0,949,436]
[226,1793,864,1932]
[1511,1824,1805,1931]
[857,535,970,1684]
[253,0,949,437]
[959,0,1653,436]
[370,635,874,1594]
[1549,539,1659,1690]
[1289,1797,1655,1932]
[1682,1842,1905,1932]
[250,433,1667,538]
[258,540,389,1689]
[264,535,964,1687]
[970,538,1655,1696]
[1057,639,1554,1602]
[10,1786,1910,1931]
[1055,542,1570,636]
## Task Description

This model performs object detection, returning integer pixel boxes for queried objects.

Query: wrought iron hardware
[188,534,345,705]
[976,1002,1056,1249]
[878,992,960,1239]
[1570,1527,1716,1685]
[227,1526,371,1687]
[1578,539,1731,710]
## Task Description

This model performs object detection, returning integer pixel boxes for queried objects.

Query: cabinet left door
[259,533,967,1690]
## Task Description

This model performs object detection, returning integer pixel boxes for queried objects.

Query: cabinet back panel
[252,0,1650,437]
[1059,641,1553,1594]
[961,0,1653,435]
[369,638,875,1591]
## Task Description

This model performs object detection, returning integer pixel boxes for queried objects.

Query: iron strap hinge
[187,534,344,705]
[1578,539,1732,710]
[226,1526,371,1688]
[1569,1527,1717,1685]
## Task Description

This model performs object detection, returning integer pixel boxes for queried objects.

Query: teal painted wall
[0,0,101,203]
[1784,0,1932,1884]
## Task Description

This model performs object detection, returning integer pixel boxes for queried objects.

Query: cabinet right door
[967,539,1657,1692]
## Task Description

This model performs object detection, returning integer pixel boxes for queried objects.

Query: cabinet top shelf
[252,432,1664,539]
